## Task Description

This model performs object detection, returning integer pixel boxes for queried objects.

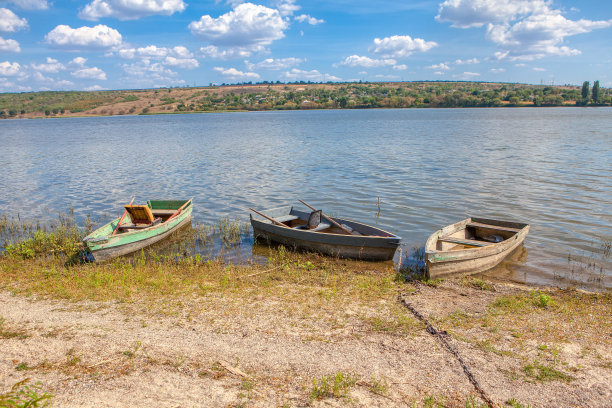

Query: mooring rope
[398,286,497,407]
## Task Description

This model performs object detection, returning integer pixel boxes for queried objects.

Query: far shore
[1,81,610,121]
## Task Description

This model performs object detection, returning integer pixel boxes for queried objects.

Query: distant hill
[0,81,609,119]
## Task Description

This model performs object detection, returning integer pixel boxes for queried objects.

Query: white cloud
[281,68,341,82]
[213,66,260,80]
[70,57,88,66]
[0,61,21,76]
[80,0,186,21]
[121,60,184,87]
[118,45,194,60]
[5,0,49,10]
[0,36,20,52]
[453,71,480,79]
[338,55,396,68]
[31,57,66,73]
[375,74,400,80]
[455,58,479,64]
[533,67,546,72]
[370,35,437,58]
[514,63,526,67]
[426,62,450,70]
[393,64,407,70]
[172,46,192,58]
[200,44,263,59]
[85,84,107,91]
[164,56,199,69]
[45,25,122,50]
[295,14,324,25]
[438,0,612,61]
[490,67,506,73]
[189,3,288,50]
[72,67,107,80]
[437,0,549,28]
[246,57,303,70]
[0,8,28,32]
[276,0,299,17]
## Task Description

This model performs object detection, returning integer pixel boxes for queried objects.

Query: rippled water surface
[1,108,610,288]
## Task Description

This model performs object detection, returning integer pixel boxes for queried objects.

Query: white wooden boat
[425,217,529,278]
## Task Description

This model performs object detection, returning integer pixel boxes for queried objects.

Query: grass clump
[522,360,574,382]
[461,277,494,291]
[310,372,358,401]
[0,378,53,407]
[0,317,29,340]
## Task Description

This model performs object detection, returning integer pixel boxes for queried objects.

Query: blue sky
[1,0,611,92]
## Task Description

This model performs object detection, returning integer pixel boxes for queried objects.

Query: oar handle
[297,199,353,235]
[112,197,135,236]
[249,208,287,227]
[167,198,193,222]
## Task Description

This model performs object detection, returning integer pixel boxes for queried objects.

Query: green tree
[592,80,600,103]
[581,81,590,100]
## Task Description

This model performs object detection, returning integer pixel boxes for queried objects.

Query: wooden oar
[249,208,288,227]
[167,198,193,222]
[112,197,134,236]
[297,199,356,235]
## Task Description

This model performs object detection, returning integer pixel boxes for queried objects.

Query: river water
[0,108,610,289]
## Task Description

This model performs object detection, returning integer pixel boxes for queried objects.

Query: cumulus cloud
[393,64,407,70]
[189,3,288,50]
[370,35,437,58]
[245,57,303,70]
[276,0,299,17]
[436,0,549,28]
[455,58,479,64]
[426,62,450,70]
[0,61,21,76]
[0,8,28,32]
[71,67,107,80]
[453,71,480,79]
[70,57,88,66]
[84,84,107,91]
[338,55,396,68]
[295,14,324,25]
[533,67,546,71]
[31,57,66,73]
[213,66,260,80]
[200,44,264,59]
[120,59,184,88]
[0,37,20,52]
[164,56,199,69]
[490,67,506,73]
[281,68,341,82]
[79,0,186,21]
[5,0,49,10]
[437,0,612,60]
[118,45,194,60]
[45,25,122,50]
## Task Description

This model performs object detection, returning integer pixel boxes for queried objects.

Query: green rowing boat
[83,199,193,262]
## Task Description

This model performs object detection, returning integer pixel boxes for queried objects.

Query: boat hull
[251,206,400,261]
[84,200,192,262]
[425,217,529,279]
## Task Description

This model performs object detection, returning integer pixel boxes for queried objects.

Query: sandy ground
[1,280,610,407]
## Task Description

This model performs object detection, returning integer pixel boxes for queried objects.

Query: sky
[1,0,611,92]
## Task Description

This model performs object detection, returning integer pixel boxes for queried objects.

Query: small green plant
[461,277,494,291]
[0,378,53,407]
[368,376,388,396]
[15,362,29,371]
[522,360,574,382]
[535,292,552,308]
[506,398,531,407]
[310,372,357,401]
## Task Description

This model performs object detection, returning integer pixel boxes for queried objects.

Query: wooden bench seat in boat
[293,222,331,232]
[275,215,299,223]
[151,209,178,217]
[466,222,521,233]
[118,218,162,231]
[438,236,493,247]
[125,205,155,225]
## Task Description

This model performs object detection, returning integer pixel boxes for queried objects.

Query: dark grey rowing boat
[250,205,401,261]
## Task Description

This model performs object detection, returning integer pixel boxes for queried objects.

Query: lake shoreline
[1,253,610,407]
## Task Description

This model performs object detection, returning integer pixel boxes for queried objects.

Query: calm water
[0,108,610,289]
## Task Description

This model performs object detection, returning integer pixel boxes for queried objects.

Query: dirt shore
[1,268,610,407]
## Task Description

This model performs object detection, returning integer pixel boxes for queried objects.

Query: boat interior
[436,220,522,251]
[117,200,189,232]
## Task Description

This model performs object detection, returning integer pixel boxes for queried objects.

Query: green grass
[310,372,358,401]
[522,360,574,382]
[0,379,53,407]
